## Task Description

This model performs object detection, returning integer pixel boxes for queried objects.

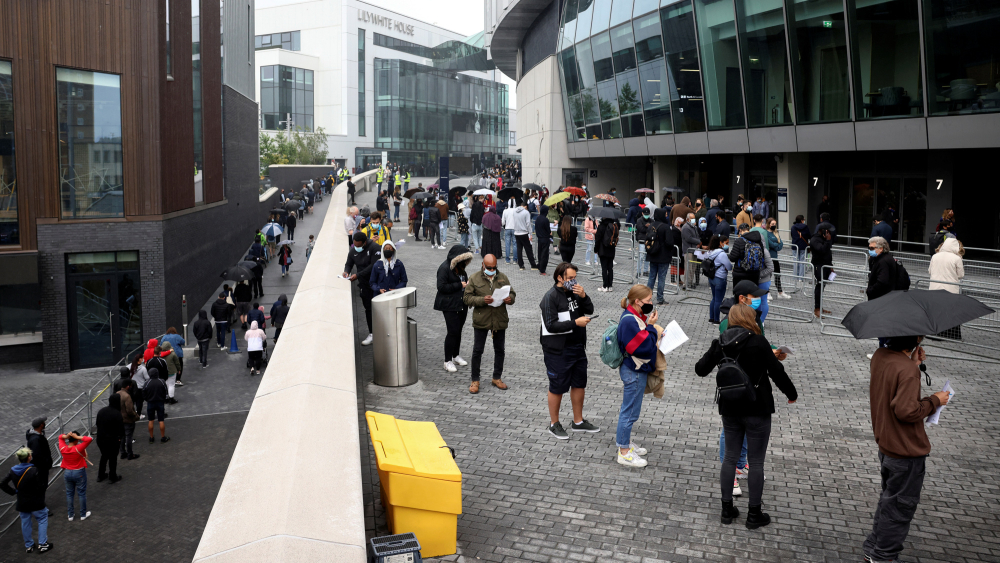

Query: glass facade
[0,61,16,245]
[260,65,314,131]
[372,58,508,172]
[57,68,124,219]
[555,0,999,141]
[359,29,366,137]
[255,30,301,51]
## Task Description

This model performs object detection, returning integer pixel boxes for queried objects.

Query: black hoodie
[343,239,381,296]
[645,208,673,264]
[695,327,797,417]
[534,205,551,241]
[143,368,168,403]
[435,245,473,312]
[270,294,290,326]
[96,393,124,449]
[193,310,213,341]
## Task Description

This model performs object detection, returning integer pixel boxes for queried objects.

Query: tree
[259,126,329,176]
[618,82,641,115]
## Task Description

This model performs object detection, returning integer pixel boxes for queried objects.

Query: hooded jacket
[669,200,694,225]
[435,245,473,312]
[245,321,266,352]
[1,462,46,512]
[145,355,168,384]
[866,251,898,300]
[270,295,290,327]
[539,283,594,354]
[248,306,266,328]
[343,239,381,296]
[160,341,181,375]
[645,209,674,264]
[729,230,774,283]
[24,429,52,476]
[143,368,168,403]
[534,206,552,241]
[142,338,158,362]
[626,198,641,225]
[809,229,834,269]
[118,388,140,424]
[463,268,516,331]
[193,310,213,341]
[210,297,231,323]
[695,326,797,417]
[928,237,964,293]
[96,394,124,449]
[233,281,253,303]
[791,221,811,251]
[161,333,185,358]
[370,241,408,293]
[511,206,533,235]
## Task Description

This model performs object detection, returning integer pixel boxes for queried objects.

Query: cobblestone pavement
[353,188,1000,563]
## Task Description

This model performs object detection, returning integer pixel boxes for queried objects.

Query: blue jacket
[248,308,266,328]
[625,198,641,225]
[160,333,185,358]
[791,222,811,250]
[616,308,659,373]
[871,221,893,245]
[370,260,408,293]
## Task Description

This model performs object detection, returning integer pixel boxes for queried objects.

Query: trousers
[599,255,614,288]
[863,453,926,562]
[720,414,771,505]
[97,442,119,480]
[443,309,468,361]
[120,422,135,457]
[471,328,505,381]
[515,234,536,268]
[537,238,550,273]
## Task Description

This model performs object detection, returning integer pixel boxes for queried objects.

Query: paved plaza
[353,188,1000,563]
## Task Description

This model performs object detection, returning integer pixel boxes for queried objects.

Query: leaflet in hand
[925,380,954,427]
[658,320,689,356]
[395,239,406,246]
[490,285,511,307]
[776,345,794,355]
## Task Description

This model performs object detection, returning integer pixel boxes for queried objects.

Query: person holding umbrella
[278,242,294,277]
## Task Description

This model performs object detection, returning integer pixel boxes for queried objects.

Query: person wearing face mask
[369,240,408,294]
[462,254,515,394]
[343,232,382,346]
[705,235,732,324]
[697,217,712,247]
[614,285,660,467]
[362,211,391,247]
[735,201,753,230]
[682,213,703,289]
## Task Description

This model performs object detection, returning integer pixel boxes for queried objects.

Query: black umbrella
[449,186,467,198]
[411,191,436,200]
[522,183,541,192]
[841,289,994,339]
[497,187,523,203]
[283,199,301,211]
[269,207,288,216]
[238,260,263,278]
[403,187,424,198]
[589,207,624,220]
[221,265,254,282]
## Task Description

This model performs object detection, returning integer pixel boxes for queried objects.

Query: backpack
[599,321,625,369]
[644,223,659,253]
[893,258,910,291]
[738,238,764,271]
[714,344,761,404]
[702,250,719,279]
[528,201,537,213]
[928,231,947,257]
[603,223,620,248]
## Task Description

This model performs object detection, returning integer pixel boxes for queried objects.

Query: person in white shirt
[501,200,519,265]
[244,321,266,376]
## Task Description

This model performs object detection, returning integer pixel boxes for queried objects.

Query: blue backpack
[738,238,764,271]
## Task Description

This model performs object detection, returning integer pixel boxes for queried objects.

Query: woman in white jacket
[928,237,964,293]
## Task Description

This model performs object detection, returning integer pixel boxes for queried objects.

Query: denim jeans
[709,276,727,322]
[215,321,228,347]
[439,222,448,245]
[198,339,209,366]
[64,468,87,518]
[469,224,483,252]
[393,203,400,221]
[719,429,747,468]
[615,363,648,448]
[460,232,470,248]
[281,264,289,275]
[584,240,595,263]
[720,414,771,505]
[503,230,518,262]
[20,509,47,549]
[794,246,807,279]
[647,262,669,301]
[635,247,648,277]
[758,280,771,322]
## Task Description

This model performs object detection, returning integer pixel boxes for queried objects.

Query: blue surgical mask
[723,244,730,251]
[869,249,878,257]
[699,221,707,231]
[750,297,762,310]
[484,268,496,276]
[353,245,363,253]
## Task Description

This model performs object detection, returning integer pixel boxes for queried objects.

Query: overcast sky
[378,0,484,36]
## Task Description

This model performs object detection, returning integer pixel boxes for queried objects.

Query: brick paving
[353,187,1000,563]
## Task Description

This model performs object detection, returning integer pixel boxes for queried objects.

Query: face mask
[688,219,696,226]
[723,244,730,251]
[384,250,395,259]
[563,279,577,291]
[353,245,363,252]
[750,297,762,310]
[484,268,496,276]
[640,303,654,315]
[699,221,707,231]
[869,249,878,257]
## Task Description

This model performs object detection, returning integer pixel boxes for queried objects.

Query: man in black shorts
[142,368,170,444]
[539,263,600,439]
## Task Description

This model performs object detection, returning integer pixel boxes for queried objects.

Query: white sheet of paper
[925,380,954,426]
[395,239,406,246]
[540,312,573,335]
[828,271,837,281]
[694,250,710,260]
[657,320,689,355]
[490,285,511,307]
[776,345,795,355]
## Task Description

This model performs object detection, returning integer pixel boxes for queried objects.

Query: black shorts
[543,346,588,395]
[147,401,165,422]
[237,302,251,316]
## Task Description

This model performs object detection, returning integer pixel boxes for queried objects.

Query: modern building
[255,0,513,176]
[0,1,267,371]
[487,0,1000,253]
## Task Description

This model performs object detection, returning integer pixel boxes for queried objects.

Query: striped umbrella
[261,223,283,237]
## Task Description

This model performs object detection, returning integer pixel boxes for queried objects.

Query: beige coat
[644,324,667,398]
[928,237,964,293]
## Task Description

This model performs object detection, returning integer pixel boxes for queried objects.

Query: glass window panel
[255,36,262,49]
[261,65,274,82]
[633,0,658,17]
[305,69,313,87]
[558,48,581,142]
[850,0,922,120]
[576,0,595,42]
[736,0,794,126]
[610,24,637,73]
[262,35,271,45]
[561,48,582,96]
[639,58,672,133]
[923,0,999,116]
[901,177,926,245]
[592,33,615,82]
[591,0,613,35]
[787,0,852,123]
[67,252,117,274]
[295,89,305,112]
[597,79,621,138]
[617,70,645,136]
[291,30,301,51]
[576,39,599,89]
[56,68,124,219]
[693,0,745,129]
[660,1,705,132]
[295,68,304,84]
[261,88,275,112]
[0,61,17,245]
[561,0,579,50]
[192,0,202,201]
[281,32,291,42]
[582,87,602,127]
[610,0,634,28]
[851,177,875,238]
[0,279,41,335]
[633,11,663,63]
[116,250,139,270]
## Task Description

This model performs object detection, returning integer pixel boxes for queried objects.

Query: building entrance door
[66,252,143,370]
[562,169,587,189]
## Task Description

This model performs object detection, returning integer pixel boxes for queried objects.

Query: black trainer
[548,422,569,440]
[745,505,771,529]
[160,436,171,443]
[37,542,53,553]
[570,419,601,433]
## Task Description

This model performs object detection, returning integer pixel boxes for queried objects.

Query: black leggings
[599,255,614,288]
[772,260,783,293]
[559,245,575,265]
[361,292,373,333]
[721,414,771,505]
[443,309,468,361]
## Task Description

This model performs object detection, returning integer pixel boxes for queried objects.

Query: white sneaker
[779,292,791,299]
[733,478,742,497]
[617,448,648,467]
[67,516,73,522]
[867,353,874,359]
[630,442,647,456]
[736,465,748,479]
[585,261,591,266]
[767,294,773,301]
[80,511,92,521]
[453,355,468,366]
[444,361,457,372]
[361,334,373,346]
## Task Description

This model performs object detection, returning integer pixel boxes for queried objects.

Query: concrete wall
[268,164,341,193]
[192,170,378,563]
[517,55,570,191]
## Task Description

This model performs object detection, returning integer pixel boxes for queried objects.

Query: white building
[256,0,515,174]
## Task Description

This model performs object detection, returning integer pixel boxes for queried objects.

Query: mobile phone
[585,314,600,319]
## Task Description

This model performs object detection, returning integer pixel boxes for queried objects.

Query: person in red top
[141,338,158,362]
[58,432,92,521]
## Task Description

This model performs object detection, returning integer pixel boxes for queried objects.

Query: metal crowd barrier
[817,265,869,337]
[912,278,1000,363]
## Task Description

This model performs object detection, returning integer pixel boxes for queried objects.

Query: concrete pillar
[652,156,677,207]
[777,152,809,231]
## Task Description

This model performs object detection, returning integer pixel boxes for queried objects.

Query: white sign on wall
[357,10,415,36]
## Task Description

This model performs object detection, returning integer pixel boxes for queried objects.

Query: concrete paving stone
[352,177,999,563]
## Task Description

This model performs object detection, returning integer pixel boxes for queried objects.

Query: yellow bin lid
[366,411,461,482]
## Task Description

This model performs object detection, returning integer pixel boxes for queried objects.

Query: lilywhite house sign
[358,10,415,36]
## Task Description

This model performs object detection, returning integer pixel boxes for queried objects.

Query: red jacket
[142,338,158,361]
[58,435,92,470]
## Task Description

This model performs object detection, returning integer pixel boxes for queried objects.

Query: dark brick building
[0,1,271,372]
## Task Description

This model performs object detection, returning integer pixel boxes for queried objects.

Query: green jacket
[160,341,181,375]
[462,270,516,331]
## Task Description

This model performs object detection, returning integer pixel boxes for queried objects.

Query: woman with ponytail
[614,284,660,467]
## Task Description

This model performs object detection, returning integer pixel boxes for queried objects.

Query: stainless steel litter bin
[371,287,418,386]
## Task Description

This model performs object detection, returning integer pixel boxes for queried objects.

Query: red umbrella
[564,186,587,197]
[635,188,654,193]
[594,193,619,204]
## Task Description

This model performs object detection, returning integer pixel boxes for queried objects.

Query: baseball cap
[31,416,47,429]
[733,280,768,298]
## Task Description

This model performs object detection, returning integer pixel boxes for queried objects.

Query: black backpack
[714,337,762,404]
[701,250,719,279]
[893,258,911,291]
[644,223,659,253]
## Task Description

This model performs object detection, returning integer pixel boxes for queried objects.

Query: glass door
[70,276,116,369]
[563,168,587,188]
[66,251,142,369]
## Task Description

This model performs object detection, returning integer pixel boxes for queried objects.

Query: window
[922,0,1000,116]
[736,0,794,127]
[0,61,16,245]
[259,65,314,131]
[254,30,301,51]
[787,0,852,123]
[57,68,124,219]
[847,0,923,120]
[660,1,704,133]
[359,29,366,137]
[693,0,745,129]
[509,130,516,144]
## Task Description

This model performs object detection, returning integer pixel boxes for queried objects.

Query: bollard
[181,294,189,343]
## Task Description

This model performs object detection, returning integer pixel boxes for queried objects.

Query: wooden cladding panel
[201,0,224,204]
[0,0,162,250]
